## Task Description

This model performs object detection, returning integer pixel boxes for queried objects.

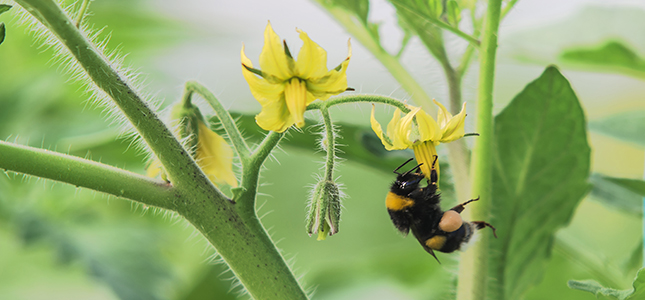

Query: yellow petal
[196,121,238,187]
[415,107,442,143]
[412,141,439,180]
[146,157,163,178]
[241,45,285,106]
[439,102,467,142]
[306,39,351,100]
[295,28,328,79]
[284,78,308,128]
[385,108,402,143]
[255,94,293,133]
[394,107,421,147]
[370,105,396,150]
[259,22,293,80]
[434,99,452,129]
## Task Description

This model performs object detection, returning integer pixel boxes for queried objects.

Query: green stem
[183,81,251,160]
[320,106,336,182]
[13,1,308,298]
[237,131,284,219]
[315,1,434,107]
[0,140,175,210]
[307,94,410,112]
[14,0,213,195]
[456,16,482,79]
[501,0,519,19]
[457,0,503,299]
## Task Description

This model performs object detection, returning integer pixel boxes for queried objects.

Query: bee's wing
[411,226,441,264]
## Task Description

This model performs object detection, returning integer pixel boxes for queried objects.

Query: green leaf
[0,4,11,15]
[4,198,171,300]
[560,41,645,78]
[0,4,7,46]
[568,268,645,300]
[589,110,645,147]
[589,173,643,216]
[0,23,5,46]
[606,177,645,196]
[326,0,370,25]
[490,66,591,300]
[624,242,643,275]
[389,0,446,60]
[428,0,443,19]
[446,0,461,27]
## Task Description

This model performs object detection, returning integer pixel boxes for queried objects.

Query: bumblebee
[386,157,497,262]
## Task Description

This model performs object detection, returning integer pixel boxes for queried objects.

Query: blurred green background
[0,0,644,299]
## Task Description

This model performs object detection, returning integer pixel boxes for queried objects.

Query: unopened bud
[306,179,341,240]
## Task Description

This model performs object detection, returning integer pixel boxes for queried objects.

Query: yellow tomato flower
[241,22,351,133]
[147,111,237,188]
[194,121,238,188]
[370,100,467,178]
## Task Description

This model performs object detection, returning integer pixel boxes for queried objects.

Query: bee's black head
[391,158,426,194]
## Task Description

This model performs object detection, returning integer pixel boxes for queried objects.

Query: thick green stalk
[14,0,211,194]
[457,0,503,300]
[0,141,175,209]
[315,2,434,107]
[236,131,284,227]
[13,1,308,298]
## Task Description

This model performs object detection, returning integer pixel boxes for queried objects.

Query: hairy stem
[320,106,336,182]
[14,0,214,195]
[236,131,283,220]
[183,81,251,160]
[308,94,410,112]
[457,0,503,299]
[0,141,175,209]
[13,1,308,298]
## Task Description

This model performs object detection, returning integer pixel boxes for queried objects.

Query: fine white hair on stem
[13,1,163,161]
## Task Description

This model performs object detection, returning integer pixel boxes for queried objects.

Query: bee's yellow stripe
[425,235,446,250]
[386,192,415,211]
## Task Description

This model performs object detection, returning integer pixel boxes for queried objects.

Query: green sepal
[230,186,246,202]
[446,0,461,26]
[0,23,5,46]
[306,179,341,240]
[170,103,204,156]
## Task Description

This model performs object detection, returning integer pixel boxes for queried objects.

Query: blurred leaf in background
[569,268,645,300]
[2,0,645,299]
[590,111,645,147]
[561,41,645,79]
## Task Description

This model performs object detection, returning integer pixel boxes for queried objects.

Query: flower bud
[306,179,342,240]
[147,103,237,187]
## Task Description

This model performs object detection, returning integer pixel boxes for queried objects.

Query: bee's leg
[450,196,480,213]
[472,221,497,238]
[429,155,439,186]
